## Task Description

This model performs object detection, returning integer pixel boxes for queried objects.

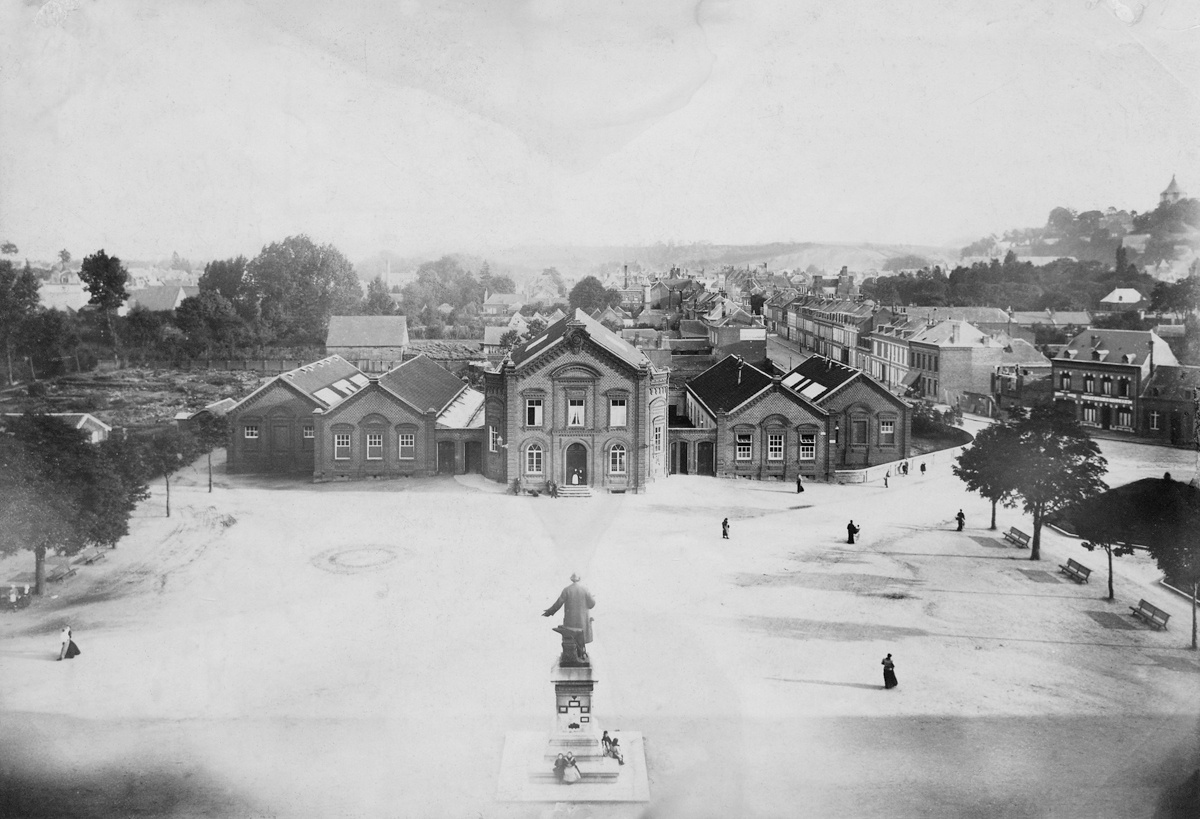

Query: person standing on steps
[846,520,860,544]
[882,653,898,689]
[955,509,965,531]
[722,518,730,539]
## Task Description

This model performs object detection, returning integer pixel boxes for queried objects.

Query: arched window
[609,444,627,474]
[525,444,543,475]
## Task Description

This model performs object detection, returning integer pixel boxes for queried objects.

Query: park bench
[45,560,76,584]
[1003,526,1031,548]
[1058,558,1092,584]
[1130,599,1170,630]
[73,547,107,566]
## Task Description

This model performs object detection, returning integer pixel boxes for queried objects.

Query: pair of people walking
[553,752,582,784]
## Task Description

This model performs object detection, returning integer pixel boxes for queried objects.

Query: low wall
[833,443,971,484]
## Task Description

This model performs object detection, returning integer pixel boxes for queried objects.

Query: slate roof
[128,285,198,312]
[232,356,366,412]
[1143,365,1200,401]
[909,320,991,347]
[893,306,1011,324]
[484,293,523,305]
[1058,329,1179,367]
[482,326,510,345]
[780,355,861,403]
[379,354,466,414]
[326,315,410,347]
[1008,310,1092,327]
[996,336,1052,366]
[508,309,648,371]
[1099,288,1145,305]
[678,320,708,338]
[687,355,774,415]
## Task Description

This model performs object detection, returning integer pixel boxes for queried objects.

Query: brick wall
[712,387,828,480]
[821,378,910,469]
[313,385,433,481]
[227,383,319,474]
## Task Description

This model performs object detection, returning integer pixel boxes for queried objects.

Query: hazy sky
[1,0,1197,262]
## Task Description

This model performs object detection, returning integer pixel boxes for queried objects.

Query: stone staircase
[556,484,593,499]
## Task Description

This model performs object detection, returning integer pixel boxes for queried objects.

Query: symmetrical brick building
[483,310,670,493]
[1052,329,1179,433]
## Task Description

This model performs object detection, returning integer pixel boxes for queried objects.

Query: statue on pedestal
[542,573,595,666]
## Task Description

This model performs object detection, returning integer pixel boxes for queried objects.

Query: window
[880,420,895,445]
[799,433,816,460]
[851,419,868,445]
[609,398,627,428]
[654,425,663,453]
[244,425,259,439]
[1059,372,1071,390]
[1083,374,1095,394]
[398,432,415,460]
[609,444,626,474]
[1082,405,1098,424]
[302,425,314,439]
[736,432,752,461]
[932,356,939,372]
[1149,411,1161,431]
[568,398,585,427]
[525,444,543,474]
[767,433,784,461]
[1118,379,1129,397]
[366,432,383,460]
[525,398,543,427]
[1101,377,1112,396]
[1116,409,1132,428]
[489,426,499,453]
[334,433,351,459]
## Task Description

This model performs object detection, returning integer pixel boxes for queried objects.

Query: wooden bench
[45,561,77,584]
[1003,526,1031,548]
[1130,599,1170,630]
[73,547,107,566]
[1058,558,1092,584]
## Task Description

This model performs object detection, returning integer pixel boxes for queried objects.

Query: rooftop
[326,315,410,348]
[379,354,467,414]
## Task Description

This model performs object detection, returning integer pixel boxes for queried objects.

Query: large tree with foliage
[360,276,398,315]
[199,255,248,303]
[18,308,80,378]
[244,236,362,345]
[953,420,1020,530]
[1143,480,1200,649]
[176,291,243,356]
[0,259,40,382]
[1072,491,1143,601]
[79,249,130,352]
[1006,404,1108,560]
[568,276,621,313]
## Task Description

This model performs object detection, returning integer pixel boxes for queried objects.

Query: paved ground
[0,443,1197,818]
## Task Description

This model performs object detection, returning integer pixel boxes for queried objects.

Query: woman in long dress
[561,752,582,784]
[553,753,566,782]
[881,653,897,689]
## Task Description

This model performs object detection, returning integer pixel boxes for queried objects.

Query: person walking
[796,474,804,493]
[882,653,898,689]
[884,469,890,488]
[58,626,80,661]
[920,462,926,476]
[846,520,860,544]
[955,509,965,531]
[721,518,730,539]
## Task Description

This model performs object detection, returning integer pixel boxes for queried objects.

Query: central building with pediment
[483,310,670,493]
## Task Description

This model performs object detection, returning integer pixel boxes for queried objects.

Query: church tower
[1160,175,1186,206]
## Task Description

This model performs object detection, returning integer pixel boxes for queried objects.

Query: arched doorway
[565,443,588,485]
[696,441,714,476]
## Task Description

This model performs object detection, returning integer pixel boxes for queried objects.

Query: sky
[1,0,1198,263]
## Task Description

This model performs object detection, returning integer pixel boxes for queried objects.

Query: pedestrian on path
[882,653,898,689]
[846,520,860,544]
[955,509,965,531]
[884,469,890,488]
[796,475,805,493]
[57,626,80,661]
[920,462,926,476]
[722,518,730,539]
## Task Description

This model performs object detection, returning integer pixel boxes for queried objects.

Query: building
[1097,288,1146,314]
[1052,329,1179,432]
[481,293,524,323]
[126,285,199,312]
[4,412,112,443]
[325,315,410,373]
[482,310,670,493]
[312,355,485,481]
[1160,174,1187,206]
[1139,365,1200,447]
[226,356,368,474]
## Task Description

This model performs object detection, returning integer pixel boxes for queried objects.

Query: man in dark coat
[847,520,860,544]
[796,475,804,493]
[543,573,596,663]
[722,518,730,539]
[955,509,965,531]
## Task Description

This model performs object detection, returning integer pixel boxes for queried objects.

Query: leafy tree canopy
[244,235,362,345]
[568,276,621,313]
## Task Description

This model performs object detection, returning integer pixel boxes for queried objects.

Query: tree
[176,291,243,356]
[18,309,80,378]
[244,236,362,345]
[199,255,248,303]
[95,434,150,545]
[191,413,229,494]
[58,249,71,266]
[952,421,1020,530]
[1144,480,1200,649]
[79,249,130,352]
[1006,404,1108,560]
[1073,492,1142,601]
[569,276,621,313]
[499,329,522,350]
[142,427,197,517]
[526,317,547,337]
[0,259,40,382]
[361,276,397,315]
[1,241,17,255]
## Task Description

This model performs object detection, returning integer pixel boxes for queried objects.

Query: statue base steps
[495,731,649,802]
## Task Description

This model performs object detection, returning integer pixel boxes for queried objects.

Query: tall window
[1059,372,1071,390]
[525,398,543,427]
[366,432,383,460]
[609,398,627,428]
[851,419,868,445]
[398,432,415,460]
[244,425,259,440]
[1101,377,1112,396]
[799,433,816,460]
[609,444,626,474]
[334,433,351,460]
[1149,411,1161,431]
[767,433,784,461]
[736,432,752,461]
[1117,378,1130,397]
[880,420,895,445]
[525,444,543,474]
[1083,374,1095,394]
[489,426,499,453]
[1082,405,1098,424]
[654,425,663,453]
[1116,408,1132,428]
[568,398,585,427]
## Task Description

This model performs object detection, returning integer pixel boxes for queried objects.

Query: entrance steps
[556,485,593,498]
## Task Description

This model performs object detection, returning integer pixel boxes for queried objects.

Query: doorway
[565,443,588,485]
[677,442,689,474]
[437,441,456,474]
[270,423,291,471]
[464,441,482,474]
[696,441,714,476]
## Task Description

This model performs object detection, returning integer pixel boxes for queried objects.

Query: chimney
[736,356,743,385]
[1148,338,1155,375]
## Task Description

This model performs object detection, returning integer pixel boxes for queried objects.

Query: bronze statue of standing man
[543,573,595,666]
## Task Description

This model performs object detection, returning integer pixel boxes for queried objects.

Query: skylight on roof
[332,379,357,395]
[314,387,341,405]
[800,383,826,399]
[781,373,804,388]
[350,374,370,387]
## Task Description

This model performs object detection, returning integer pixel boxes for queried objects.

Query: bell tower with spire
[1160,175,1186,206]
